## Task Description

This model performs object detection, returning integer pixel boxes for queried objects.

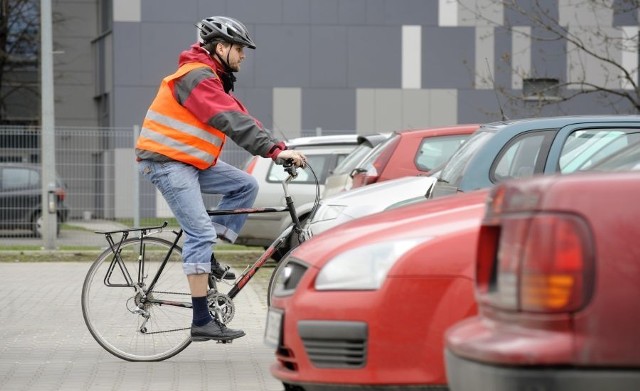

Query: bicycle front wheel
[81,237,191,361]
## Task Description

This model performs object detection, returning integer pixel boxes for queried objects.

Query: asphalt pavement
[0,261,284,391]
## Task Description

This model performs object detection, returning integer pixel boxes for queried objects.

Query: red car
[445,172,640,391]
[265,189,488,390]
[349,124,477,189]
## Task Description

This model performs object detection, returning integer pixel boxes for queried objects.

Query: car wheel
[32,211,62,237]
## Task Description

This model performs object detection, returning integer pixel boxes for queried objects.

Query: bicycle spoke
[82,237,192,361]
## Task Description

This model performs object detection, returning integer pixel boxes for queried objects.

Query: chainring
[207,292,235,324]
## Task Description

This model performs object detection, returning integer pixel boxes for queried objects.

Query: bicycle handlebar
[282,159,298,179]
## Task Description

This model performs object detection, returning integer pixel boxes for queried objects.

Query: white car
[236,135,358,255]
[306,175,437,237]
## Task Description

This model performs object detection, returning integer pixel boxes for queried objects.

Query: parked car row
[262,116,640,391]
[238,125,475,258]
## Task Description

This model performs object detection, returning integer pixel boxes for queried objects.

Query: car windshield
[356,134,398,168]
[436,131,495,187]
[332,143,377,175]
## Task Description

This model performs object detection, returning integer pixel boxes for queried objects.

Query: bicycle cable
[305,163,321,224]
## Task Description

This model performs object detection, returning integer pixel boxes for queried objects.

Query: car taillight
[244,156,258,174]
[478,214,593,313]
[520,215,592,312]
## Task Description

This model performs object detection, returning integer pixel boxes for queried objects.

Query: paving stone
[0,263,283,391]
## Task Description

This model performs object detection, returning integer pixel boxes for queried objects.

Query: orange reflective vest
[136,62,226,169]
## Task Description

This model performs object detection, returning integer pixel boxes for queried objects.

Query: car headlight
[313,204,347,222]
[315,238,428,290]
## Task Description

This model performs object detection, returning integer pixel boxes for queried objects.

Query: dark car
[445,171,640,391]
[429,116,640,199]
[0,163,69,236]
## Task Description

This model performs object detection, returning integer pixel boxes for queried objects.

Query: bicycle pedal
[216,339,232,344]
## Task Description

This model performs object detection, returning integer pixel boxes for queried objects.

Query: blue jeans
[138,160,258,275]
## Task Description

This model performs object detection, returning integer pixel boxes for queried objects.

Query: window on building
[523,78,561,101]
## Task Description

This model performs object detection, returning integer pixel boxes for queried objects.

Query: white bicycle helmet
[198,16,256,49]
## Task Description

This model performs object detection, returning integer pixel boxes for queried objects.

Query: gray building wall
[3,0,638,221]
[103,0,639,138]
[53,0,100,127]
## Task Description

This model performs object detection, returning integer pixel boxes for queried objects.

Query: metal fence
[0,125,252,243]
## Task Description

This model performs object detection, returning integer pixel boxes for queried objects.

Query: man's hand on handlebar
[276,150,307,168]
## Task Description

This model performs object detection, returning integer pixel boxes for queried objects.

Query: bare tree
[460,0,640,114]
[0,0,40,124]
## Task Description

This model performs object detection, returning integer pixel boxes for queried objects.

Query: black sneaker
[191,319,245,342]
[211,254,235,280]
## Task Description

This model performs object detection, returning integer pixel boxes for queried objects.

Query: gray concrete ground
[0,261,284,391]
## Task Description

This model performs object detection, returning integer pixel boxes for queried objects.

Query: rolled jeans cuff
[213,222,238,243]
[183,261,211,276]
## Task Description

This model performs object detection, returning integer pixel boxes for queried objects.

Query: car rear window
[331,144,375,175]
[438,131,494,187]
[415,135,469,172]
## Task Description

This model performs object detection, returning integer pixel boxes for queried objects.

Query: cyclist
[135,16,306,342]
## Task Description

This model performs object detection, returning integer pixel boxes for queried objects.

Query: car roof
[480,115,640,135]
[286,134,359,147]
[394,124,480,136]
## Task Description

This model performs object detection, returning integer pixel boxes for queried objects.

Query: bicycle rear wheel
[81,237,191,361]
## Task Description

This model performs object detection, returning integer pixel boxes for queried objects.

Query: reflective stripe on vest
[137,62,226,169]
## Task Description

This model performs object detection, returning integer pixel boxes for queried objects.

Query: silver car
[307,175,436,237]
[236,135,358,255]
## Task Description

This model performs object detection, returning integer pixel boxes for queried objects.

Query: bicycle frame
[97,169,308,310]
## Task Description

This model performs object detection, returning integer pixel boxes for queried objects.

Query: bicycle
[81,161,317,362]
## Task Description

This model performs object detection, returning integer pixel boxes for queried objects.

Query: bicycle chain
[142,327,190,335]
[137,290,190,335]
[138,290,228,335]
[150,290,190,296]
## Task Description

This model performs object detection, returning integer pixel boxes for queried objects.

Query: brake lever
[283,159,298,178]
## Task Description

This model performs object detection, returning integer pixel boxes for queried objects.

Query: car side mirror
[349,168,367,178]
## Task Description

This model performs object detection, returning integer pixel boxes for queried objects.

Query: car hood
[292,189,489,268]
[312,176,436,222]
[323,175,435,205]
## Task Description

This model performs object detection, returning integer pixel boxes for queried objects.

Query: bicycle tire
[267,249,294,306]
[81,237,191,362]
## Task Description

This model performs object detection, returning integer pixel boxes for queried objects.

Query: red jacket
[136,43,284,166]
